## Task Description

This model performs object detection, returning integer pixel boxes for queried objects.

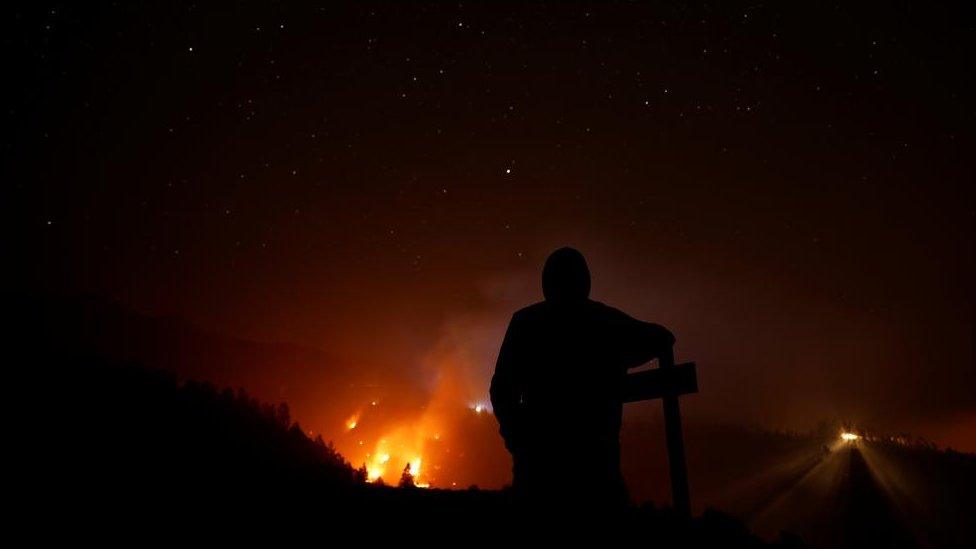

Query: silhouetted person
[490,247,674,509]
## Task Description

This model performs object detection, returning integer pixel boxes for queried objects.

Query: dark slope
[17,347,796,546]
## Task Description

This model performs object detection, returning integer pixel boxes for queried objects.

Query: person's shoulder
[587,300,631,320]
[512,302,547,321]
[590,301,675,343]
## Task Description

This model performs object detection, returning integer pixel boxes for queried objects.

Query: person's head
[542,247,591,304]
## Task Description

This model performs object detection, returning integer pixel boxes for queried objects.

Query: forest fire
[327,318,513,489]
[352,400,493,487]
[362,422,434,486]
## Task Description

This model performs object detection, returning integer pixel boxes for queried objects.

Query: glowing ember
[345,414,359,430]
[840,432,860,442]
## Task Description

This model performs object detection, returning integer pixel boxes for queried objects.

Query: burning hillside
[332,335,505,488]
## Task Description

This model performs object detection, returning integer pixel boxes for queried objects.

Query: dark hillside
[17,345,789,545]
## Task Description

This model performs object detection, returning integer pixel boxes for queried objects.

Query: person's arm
[617,313,676,369]
[489,314,524,453]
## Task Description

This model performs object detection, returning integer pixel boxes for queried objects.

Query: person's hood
[542,247,591,304]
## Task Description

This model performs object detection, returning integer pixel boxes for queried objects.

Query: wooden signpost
[623,349,697,516]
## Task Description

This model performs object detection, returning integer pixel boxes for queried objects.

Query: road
[738,441,920,548]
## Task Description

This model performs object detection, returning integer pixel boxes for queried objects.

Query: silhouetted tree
[399,464,416,488]
[38,351,361,506]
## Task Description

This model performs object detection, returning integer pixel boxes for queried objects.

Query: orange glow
[335,336,498,488]
[360,419,439,486]
[841,432,860,442]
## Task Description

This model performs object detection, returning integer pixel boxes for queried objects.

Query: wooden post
[659,348,691,516]
[622,352,697,515]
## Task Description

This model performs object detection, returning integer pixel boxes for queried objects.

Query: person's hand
[655,323,676,348]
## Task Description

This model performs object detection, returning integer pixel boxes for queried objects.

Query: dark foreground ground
[16,346,797,546]
[13,297,973,546]
[24,350,970,548]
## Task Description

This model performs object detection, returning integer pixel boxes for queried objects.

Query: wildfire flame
[336,325,500,489]
[841,432,860,442]
[361,419,439,486]
[354,399,492,487]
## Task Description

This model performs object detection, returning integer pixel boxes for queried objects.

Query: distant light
[469,402,491,414]
[841,432,860,442]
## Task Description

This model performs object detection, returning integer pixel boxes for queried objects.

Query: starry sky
[9,2,975,450]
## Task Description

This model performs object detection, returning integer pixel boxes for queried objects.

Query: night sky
[10,2,974,451]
